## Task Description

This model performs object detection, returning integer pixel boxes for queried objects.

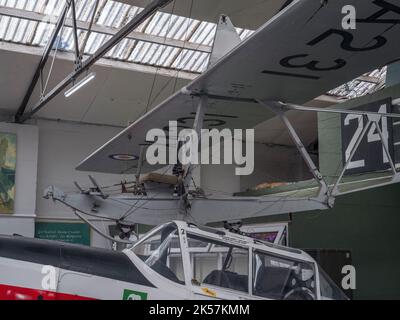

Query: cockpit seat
[151,260,185,285]
[203,270,248,293]
[254,266,291,299]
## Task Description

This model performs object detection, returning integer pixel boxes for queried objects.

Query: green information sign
[123,289,148,300]
[35,222,90,246]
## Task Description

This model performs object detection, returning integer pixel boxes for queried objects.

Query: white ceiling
[0,42,190,126]
[0,44,40,114]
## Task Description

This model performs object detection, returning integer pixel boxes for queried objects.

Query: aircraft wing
[77,0,400,174]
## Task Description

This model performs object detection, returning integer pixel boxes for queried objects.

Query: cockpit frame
[127,221,347,300]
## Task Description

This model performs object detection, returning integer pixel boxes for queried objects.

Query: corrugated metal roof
[0,0,387,97]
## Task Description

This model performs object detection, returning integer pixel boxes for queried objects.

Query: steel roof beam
[14,1,71,123]
[15,0,174,123]
[0,6,211,54]
[0,41,196,80]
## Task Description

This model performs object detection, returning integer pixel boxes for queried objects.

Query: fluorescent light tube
[64,72,96,98]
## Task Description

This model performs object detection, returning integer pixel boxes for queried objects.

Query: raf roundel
[109,154,139,161]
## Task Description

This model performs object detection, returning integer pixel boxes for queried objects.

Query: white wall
[0,119,142,247]
[34,119,127,216]
[33,119,132,248]
[0,122,38,237]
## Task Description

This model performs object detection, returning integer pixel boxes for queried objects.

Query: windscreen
[319,267,349,300]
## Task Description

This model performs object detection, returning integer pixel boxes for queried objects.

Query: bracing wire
[142,0,177,116]
[172,0,195,94]
[40,6,69,102]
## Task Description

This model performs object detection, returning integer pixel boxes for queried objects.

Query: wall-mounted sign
[240,223,288,246]
[341,98,394,175]
[0,133,16,214]
[35,222,90,246]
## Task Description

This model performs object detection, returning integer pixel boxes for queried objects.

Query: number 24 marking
[344,105,389,170]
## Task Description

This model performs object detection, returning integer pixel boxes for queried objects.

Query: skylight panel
[13,17,28,41]
[15,0,28,10]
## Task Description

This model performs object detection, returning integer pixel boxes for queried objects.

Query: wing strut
[88,175,108,199]
[274,101,400,119]
[258,100,330,201]
[135,146,146,184]
[256,99,400,201]
[179,95,207,216]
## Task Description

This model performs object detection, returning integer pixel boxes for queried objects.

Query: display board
[35,222,90,246]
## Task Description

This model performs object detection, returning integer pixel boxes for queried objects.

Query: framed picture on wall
[0,133,16,214]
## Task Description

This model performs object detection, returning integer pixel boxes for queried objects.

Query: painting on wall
[0,133,16,214]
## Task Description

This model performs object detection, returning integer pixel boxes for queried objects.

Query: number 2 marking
[344,114,365,170]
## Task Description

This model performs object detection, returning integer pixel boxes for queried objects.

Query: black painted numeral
[308,29,387,52]
[280,54,346,71]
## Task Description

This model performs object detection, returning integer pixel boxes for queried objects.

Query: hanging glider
[45,0,400,229]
